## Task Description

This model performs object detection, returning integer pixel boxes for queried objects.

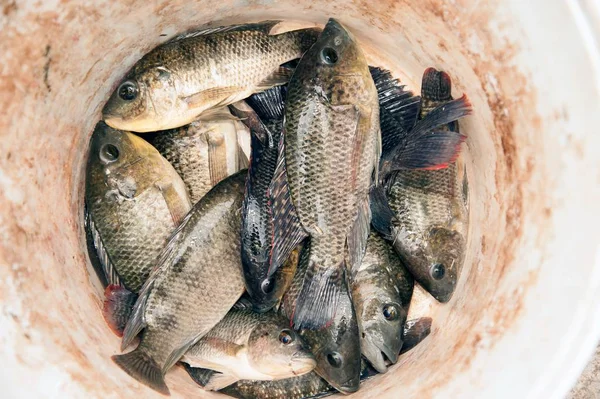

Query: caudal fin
[292,248,344,329]
[103,284,137,337]
[379,95,470,176]
[246,85,286,122]
[112,349,169,395]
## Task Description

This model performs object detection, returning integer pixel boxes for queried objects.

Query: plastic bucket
[1,0,599,397]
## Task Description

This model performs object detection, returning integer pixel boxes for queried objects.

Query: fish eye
[279,329,294,345]
[327,352,342,368]
[321,47,338,65]
[430,263,446,280]
[261,278,274,294]
[118,80,138,101]
[99,144,120,164]
[382,304,399,321]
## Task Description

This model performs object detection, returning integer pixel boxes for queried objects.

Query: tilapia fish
[229,87,289,312]
[184,317,432,399]
[376,68,469,302]
[103,21,320,132]
[113,171,247,395]
[281,240,361,394]
[351,232,414,373]
[152,108,250,204]
[85,122,191,293]
[181,309,315,391]
[274,18,381,329]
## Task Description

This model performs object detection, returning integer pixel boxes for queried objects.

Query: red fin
[103,284,137,337]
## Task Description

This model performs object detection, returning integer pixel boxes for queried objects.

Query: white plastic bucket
[1,0,599,398]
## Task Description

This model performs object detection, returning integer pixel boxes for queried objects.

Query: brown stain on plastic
[0,0,557,397]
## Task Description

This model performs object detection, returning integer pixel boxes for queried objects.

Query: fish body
[103,21,320,132]
[113,171,248,394]
[230,88,289,312]
[382,68,469,302]
[152,109,250,204]
[281,240,362,394]
[185,317,432,399]
[351,232,414,373]
[182,309,316,390]
[281,18,380,329]
[85,122,191,292]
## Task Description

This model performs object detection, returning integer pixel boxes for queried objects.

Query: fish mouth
[290,352,317,376]
[362,339,388,373]
[331,376,360,394]
[380,342,400,365]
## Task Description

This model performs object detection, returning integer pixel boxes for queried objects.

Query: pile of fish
[86,18,471,398]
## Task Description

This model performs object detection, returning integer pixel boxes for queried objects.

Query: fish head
[294,18,373,106]
[242,242,300,314]
[103,67,178,132]
[353,274,406,373]
[87,122,164,198]
[406,226,465,303]
[302,295,361,393]
[247,319,316,379]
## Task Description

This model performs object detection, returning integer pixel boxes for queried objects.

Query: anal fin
[182,364,215,388]
[292,241,344,330]
[346,198,371,277]
[204,372,240,391]
[254,66,294,92]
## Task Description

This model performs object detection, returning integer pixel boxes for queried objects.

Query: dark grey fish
[351,232,414,373]
[272,18,381,330]
[372,68,470,302]
[229,87,289,313]
[281,240,361,394]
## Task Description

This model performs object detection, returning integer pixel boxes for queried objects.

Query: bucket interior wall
[1,0,600,397]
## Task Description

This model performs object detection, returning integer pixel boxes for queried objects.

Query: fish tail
[112,348,170,395]
[421,67,453,104]
[292,243,344,330]
[103,284,138,337]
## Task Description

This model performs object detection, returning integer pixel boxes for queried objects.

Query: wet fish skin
[151,109,250,204]
[281,18,380,329]
[384,68,469,302]
[281,240,362,394]
[182,309,315,390]
[112,171,248,395]
[351,232,414,373]
[85,122,192,292]
[103,21,320,132]
[230,88,290,312]
[185,317,432,399]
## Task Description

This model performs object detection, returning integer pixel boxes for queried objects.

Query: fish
[372,66,471,179]
[372,68,470,302]
[281,240,362,394]
[184,317,432,399]
[85,122,192,293]
[112,171,248,395]
[181,309,316,391]
[229,87,290,312]
[151,107,250,204]
[103,21,321,132]
[273,18,381,329]
[350,232,414,373]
